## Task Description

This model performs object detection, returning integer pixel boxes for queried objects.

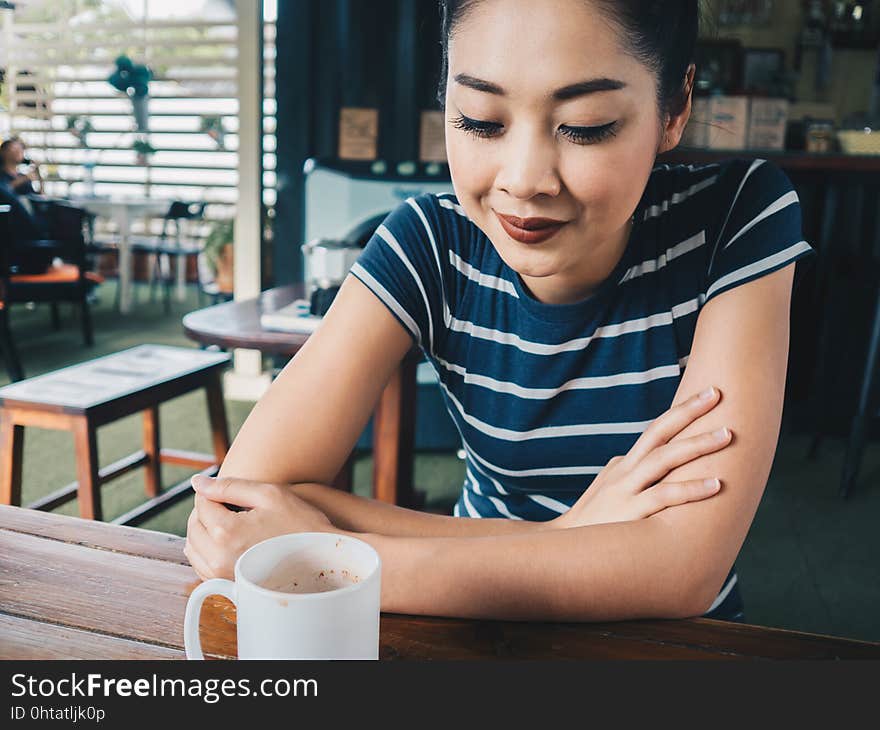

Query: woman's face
[3,141,26,165]
[8,142,24,165]
[444,0,686,303]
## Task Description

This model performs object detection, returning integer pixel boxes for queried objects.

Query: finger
[194,493,237,543]
[639,477,722,517]
[192,474,266,510]
[187,504,213,551]
[629,427,732,489]
[622,387,722,467]
[184,540,214,581]
[186,505,235,579]
[185,513,216,580]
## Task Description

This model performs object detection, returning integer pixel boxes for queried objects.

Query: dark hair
[0,136,23,153]
[436,0,699,124]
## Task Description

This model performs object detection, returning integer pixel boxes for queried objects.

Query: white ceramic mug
[184,532,381,660]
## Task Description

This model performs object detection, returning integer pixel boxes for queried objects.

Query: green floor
[2,280,878,643]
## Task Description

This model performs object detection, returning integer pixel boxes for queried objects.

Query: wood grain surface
[2,505,878,660]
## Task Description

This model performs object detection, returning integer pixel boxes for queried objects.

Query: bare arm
[217,273,548,538]
[305,265,797,619]
[215,272,725,540]
[289,483,549,536]
[189,264,793,619]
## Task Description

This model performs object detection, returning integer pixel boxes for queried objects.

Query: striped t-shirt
[350,157,815,621]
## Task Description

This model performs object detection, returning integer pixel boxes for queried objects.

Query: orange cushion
[10,264,105,285]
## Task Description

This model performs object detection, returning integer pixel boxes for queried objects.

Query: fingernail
[698,387,716,402]
[713,427,730,441]
[703,478,721,490]
[191,475,212,490]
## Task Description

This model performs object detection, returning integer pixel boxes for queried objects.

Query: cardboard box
[681,96,711,148]
[748,98,789,150]
[338,107,379,160]
[419,110,447,162]
[706,95,749,150]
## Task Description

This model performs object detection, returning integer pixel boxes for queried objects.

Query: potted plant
[132,138,156,166]
[203,218,234,293]
[200,114,225,148]
[66,115,93,148]
[108,55,152,132]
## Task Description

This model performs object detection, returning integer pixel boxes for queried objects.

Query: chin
[491,239,563,280]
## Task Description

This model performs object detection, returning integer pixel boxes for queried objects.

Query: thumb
[191,474,267,509]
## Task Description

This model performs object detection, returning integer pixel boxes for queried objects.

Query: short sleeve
[704,159,815,304]
[349,195,445,351]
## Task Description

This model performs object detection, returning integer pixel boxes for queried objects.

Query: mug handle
[184,578,236,660]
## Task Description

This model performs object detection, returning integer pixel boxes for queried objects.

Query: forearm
[339,518,702,621]
[290,482,552,538]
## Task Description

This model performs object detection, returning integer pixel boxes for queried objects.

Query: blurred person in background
[0,136,42,197]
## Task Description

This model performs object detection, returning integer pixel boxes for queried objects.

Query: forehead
[448,0,646,95]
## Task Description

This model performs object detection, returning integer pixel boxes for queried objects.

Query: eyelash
[450,114,619,145]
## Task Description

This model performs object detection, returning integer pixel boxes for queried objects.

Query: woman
[0,137,41,197]
[185,0,814,623]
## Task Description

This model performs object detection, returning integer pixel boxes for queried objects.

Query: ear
[657,64,696,154]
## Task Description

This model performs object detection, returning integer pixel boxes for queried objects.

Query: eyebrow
[453,73,627,100]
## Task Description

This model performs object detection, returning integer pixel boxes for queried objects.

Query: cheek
[446,134,491,194]
[562,141,656,221]
[446,137,497,228]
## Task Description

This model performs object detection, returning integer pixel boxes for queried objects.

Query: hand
[184,474,334,581]
[553,386,732,530]
[11,172,36,189]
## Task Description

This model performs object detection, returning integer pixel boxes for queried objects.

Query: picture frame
[742,47,786,95]
[694,39,744,96]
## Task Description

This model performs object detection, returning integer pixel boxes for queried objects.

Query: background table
[0,345,230,525]
[2,505,878,660]
[71,196,170,314]
[182,285,423,508]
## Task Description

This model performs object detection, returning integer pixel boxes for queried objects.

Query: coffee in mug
[259,553,362,593]
[184,532,381,660]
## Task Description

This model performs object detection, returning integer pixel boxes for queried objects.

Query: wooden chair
[0,205,25,382]
[0,200,104,381]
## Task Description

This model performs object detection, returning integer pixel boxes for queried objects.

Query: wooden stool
[0,344,230,525]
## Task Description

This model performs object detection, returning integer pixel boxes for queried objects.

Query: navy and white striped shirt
[351,157,814,621]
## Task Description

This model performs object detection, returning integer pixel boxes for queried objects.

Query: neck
[519,215,635,305]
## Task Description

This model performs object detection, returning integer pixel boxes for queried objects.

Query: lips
[494,210,568,244]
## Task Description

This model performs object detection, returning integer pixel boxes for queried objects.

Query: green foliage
[65,115,94,147]
[203,218,234,269]
[108,55,151,98]
[200,115,223,133]
[132,138,157,156]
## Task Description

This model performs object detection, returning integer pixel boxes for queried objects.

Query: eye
[560,121,619,144]
[450,114,619,145]
[450,114,502,138]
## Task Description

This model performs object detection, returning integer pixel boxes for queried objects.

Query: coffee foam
[259,553,360,594]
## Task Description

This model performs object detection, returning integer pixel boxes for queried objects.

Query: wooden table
[182,285,422,508]
[0,345,231,525]
[2,505,878,660]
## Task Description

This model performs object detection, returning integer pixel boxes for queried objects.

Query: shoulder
[717,156,793,198]
[643,157,791,213]
[642,157,800,254]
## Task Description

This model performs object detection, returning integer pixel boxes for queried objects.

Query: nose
[494,127,562,199]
